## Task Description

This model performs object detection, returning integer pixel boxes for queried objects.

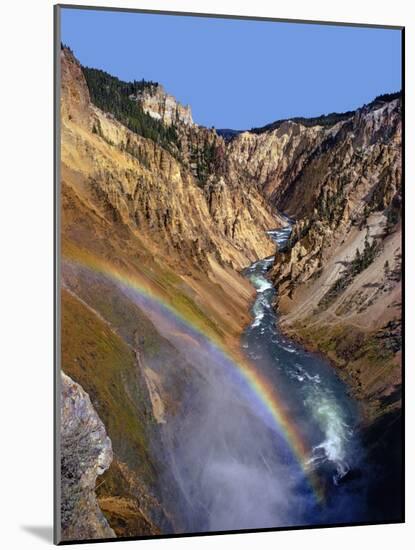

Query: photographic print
[55,5,404,544]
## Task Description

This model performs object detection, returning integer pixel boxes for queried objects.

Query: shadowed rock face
[60,372,115,542]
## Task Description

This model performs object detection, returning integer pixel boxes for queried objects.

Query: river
[155,220,372,532]
[242,219,370,526]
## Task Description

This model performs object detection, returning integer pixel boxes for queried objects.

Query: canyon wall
[219,93,402,422]
[268,97,402,422]
[59,46,281,540]
[59,44,402,539]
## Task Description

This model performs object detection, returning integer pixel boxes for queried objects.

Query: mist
[64,250,372,532]
[145,322,312,533]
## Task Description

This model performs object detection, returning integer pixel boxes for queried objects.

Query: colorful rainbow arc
[63,252,325,503]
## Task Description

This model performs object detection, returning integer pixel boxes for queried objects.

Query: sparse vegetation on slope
[61,289,155,481]
[269,92,402,423]
[318,234,380,310]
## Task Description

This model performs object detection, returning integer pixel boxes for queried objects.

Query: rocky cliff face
[60,372,115,541]
[224,122,325,203]
[217,91,401,421]
[132,84,194,126]
[267,97,402,421]
[61,47,276,274]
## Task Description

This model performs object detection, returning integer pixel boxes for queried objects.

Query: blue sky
[61,8,402,129]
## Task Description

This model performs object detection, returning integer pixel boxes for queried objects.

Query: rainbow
[62,251,325,503]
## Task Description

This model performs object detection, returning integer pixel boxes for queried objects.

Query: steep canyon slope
[59,46,280,541]
[220,94,402,422]
[59,44,402,539]
[267,97,402,422]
